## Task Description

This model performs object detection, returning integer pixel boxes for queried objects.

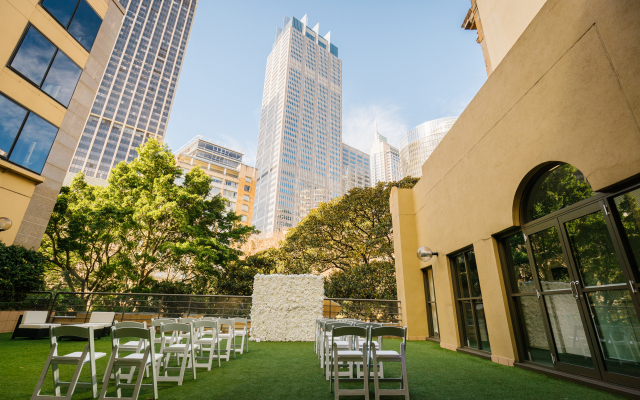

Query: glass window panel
[586,290,640,378]
[428,269,436,302]
[462,301,477,349]
[0,95,28,157]
[530,226,571,291]
[68,0,102,50]
[525,164,595,222]
[41,0,77,27]
[10,27,57,85]
[565,211,625,287]
[516,296,553,366]
[9,113,58,173]
[457,255,469,298]
[42,51,82,106]
[505,232,535,293]
[467,250,482,297]
[614,188,640,268]
[430,303,439,338]
[545,293,593,368]
[476,301,491,352]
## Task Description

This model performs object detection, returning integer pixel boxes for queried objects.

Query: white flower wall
[250,274,324,341]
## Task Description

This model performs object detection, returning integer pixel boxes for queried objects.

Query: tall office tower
[253,15,343,233]
[175,136,257,226]
[66,0,198,183]
[370,130,401,185]
[341,143,370,192]
[399,116,458,178]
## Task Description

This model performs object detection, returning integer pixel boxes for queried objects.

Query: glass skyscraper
[341,143,370,192]
[253,15,343,233]
[399,116,458,178]
[371,130,401,185]
[67,0,197,181]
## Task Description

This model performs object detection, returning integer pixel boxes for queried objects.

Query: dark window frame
[449,246,491,353]
[39,0,102,52]
[422,266,440,341]
[0,91,59,175]
[7,24,82,108]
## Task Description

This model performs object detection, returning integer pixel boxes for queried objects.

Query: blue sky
[165,0,487,166]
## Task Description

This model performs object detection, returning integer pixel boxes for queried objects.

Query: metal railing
[325,298,402,326]
[1,292,401,326]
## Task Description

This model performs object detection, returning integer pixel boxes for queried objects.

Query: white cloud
[342,103,409,154]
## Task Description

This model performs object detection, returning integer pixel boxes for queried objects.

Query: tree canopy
[40,139,255,295]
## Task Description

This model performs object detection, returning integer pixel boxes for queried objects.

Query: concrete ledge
[0,158,45,184]
[491,354,515,366]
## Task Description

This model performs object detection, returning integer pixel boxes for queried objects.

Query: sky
[165,0,488,166]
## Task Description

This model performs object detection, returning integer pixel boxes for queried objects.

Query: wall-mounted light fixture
[417,246,438,262]
[0,217,12,232]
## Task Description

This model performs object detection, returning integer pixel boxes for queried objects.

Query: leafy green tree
[324,261,397,299]
[213,250,278,296]
[0,242,46,302]
[41,139,255,294]
[278,176,419,299]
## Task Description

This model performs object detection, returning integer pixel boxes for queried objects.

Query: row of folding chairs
[31,317,249,400]
[315,318,409,400]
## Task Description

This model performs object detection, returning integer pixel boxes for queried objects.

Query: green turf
[0,333,623,399]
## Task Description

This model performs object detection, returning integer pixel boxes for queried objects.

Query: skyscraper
[399,116,458,178]
[370,130,401,185]
[66,0,198,182]
[341,143,370,192]
[253,15,342,233]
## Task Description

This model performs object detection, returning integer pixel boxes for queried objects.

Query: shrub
[0,242,46,303]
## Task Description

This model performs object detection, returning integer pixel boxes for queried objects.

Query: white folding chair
[110,322,147,383]
[31,326,106,400]
[177,317,200,343]
[157,323,198,385]
[370,326,409,400]
[151,318,176,347]
[233,318,249,354]
[216,319,235,361]
[99,327,162,400]
[331,326,369,400]
[192,320,220,370]
[324,322,352,380]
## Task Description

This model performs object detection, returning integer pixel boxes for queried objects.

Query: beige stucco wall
[0,0,125,248]
[391,0,640,366]
[476,0,547,73]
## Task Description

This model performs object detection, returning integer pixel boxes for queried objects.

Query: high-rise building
[370,130,401,185]
[66,0,198,183]
[399,117,458,178]
[253,15,343,233]
[341,143,370,192]
[175,136,257,226]
[0,0,124,248]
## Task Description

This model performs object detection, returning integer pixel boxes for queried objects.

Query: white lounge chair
[77,312,116,339]
[31,325,106,400]
[12,311,59,340]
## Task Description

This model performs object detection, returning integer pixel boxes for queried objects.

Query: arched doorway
[501,162,640,387]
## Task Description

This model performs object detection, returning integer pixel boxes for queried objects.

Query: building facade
[392,0,640,396]
[399,117,458,179]
[341,143,370,192]
[66,0,197,183]
[253,15,343,233]
[175,136,256,226]
[0,0,124,248]
[370,131,401,185]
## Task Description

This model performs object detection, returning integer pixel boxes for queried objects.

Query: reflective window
[525,164,595,222]
[9,26,82,107]
[41,0,102,51]
[0,93,59,174]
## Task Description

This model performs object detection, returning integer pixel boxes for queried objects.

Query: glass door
[422,267,440,339]
[560,200,640,387]
[523,218,601,379]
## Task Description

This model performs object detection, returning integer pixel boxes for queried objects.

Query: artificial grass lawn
[0,332,623,400]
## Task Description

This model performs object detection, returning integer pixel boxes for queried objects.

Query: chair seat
[332,340,349,348]
[122,353,163,362]
[164,344,199,352]
[77,323,112,329]
[375,350,400,359]
[19,323,61,329]
[195,338,216,344]
[337,350,363,356]
[218,333,232,339]
[57,352,107,363]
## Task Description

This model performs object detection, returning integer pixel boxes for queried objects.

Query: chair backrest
[89,311,115,324]
[370,326,407,343]
[179,317,199,324]
[201,317,218,321]
[152,318,176,327]
[112,327,154,341]
[325,322,351,332]
[115,321,147,329]
[193,320,218,330]
[160,322,191,334]
[217,318,234,334]
[332,326,368,340]
[51,325,94,339]
[23,311,48,324]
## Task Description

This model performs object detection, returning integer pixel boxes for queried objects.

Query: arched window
[524,163,595,223]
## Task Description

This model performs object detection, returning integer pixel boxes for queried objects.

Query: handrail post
[186,296,192,317]
[46,292,60,324]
